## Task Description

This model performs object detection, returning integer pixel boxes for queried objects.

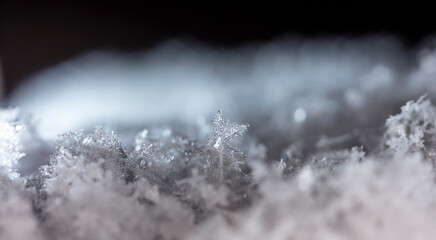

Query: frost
[0,109,41,240]
[0,108,25,174]
[2,96,436,239]
[308,146,366,170]
[133,128,189,167]
[41,130,195,240]
[130,128,192,192]
[384,95,436,155]
[50,126,129,180]
[5,38,436,239]
[279,143,305,175]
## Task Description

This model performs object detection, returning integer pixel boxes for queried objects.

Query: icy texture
[384,95,436,155]
[1,97,436,239]
[0,108,25,172]
[132,128,190,176]
[4,37,436,239]
[42,156,194,240]
[0,109,42,240]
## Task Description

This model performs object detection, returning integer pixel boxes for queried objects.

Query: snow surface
[2,36,436,239]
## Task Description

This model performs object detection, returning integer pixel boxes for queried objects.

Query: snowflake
[208,109,249,151]
[204,110,249,183]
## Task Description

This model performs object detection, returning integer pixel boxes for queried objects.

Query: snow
[2,36,436,239]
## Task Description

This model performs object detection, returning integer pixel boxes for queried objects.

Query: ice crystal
[130,128,193,191]
[384,95,436,155]
[0,109,41,240]
[0,108,25,178]
[4,36,436,240]
[41,129,195,240]
[50,126,128,179]
[205,110,249,183]
[279,143,305,175]
[209,110,249,151]
[308,146,366,170]
[133,128,189,167]
[1,96,436,239]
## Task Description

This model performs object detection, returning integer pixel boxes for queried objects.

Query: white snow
[2,36,436,239]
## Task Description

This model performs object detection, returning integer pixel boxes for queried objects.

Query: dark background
[0,0,434,95]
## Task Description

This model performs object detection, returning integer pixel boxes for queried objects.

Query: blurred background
[0,0,435,97]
